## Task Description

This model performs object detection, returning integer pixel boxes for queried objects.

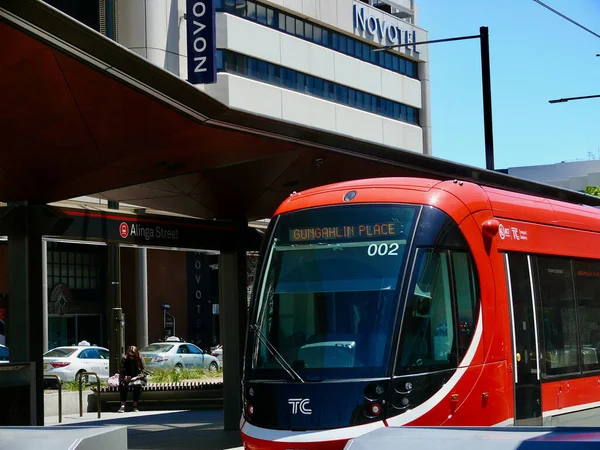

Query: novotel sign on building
[186,0,217,84]
[353,2,420,54]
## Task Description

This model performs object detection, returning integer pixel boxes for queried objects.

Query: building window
[216,50,420,125]
[246,1,256,20]
[47,244,102,290]
[217,0,418,80]
[256,4,267,24]
[43,0,101,32]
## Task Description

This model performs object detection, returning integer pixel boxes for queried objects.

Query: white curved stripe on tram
[493,418,514,427]
[544,401,600,418]
[241,419,385,443]
[386,308,484,426]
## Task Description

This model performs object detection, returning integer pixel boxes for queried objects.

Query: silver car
[43,345,110,382]
[211,345,223,369]
[140,338,220,372]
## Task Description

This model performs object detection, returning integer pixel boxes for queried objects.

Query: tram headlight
[247,404,254,416]
[365,382,388,400]
[249,387,254,397]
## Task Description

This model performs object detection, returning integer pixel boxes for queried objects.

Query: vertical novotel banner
[187,252,215,350]
[186,0,217,84]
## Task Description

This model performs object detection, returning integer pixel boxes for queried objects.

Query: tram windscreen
[253,204,418,379]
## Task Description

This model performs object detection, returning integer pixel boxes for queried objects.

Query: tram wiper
[250,323,305,383]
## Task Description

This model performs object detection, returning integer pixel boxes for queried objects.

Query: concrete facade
[501,160,600,193]
[116,0,431,155]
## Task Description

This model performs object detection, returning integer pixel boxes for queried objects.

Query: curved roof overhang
[2,0,599,221]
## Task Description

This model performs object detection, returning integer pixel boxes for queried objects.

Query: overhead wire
[531,0,600,39]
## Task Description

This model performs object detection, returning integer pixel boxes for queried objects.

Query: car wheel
[208,361,218,373]
[175,363,183,371]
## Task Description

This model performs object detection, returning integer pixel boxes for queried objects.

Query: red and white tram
[241,177,600,449]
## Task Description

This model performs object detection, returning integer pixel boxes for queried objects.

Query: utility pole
[107,200,123,375]
[479,26,494,172]
[374,26,496,171]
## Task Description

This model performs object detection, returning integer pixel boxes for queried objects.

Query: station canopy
[2,0,598,222]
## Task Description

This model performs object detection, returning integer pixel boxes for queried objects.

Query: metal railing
[78,371,101,418]
[44,374,62,423]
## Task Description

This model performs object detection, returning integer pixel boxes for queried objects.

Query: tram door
[505,253,542,425]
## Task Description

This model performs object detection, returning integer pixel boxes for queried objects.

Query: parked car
[0,319,5,345]
[211,345,223,368]
[0,344,8,363]
[43,344,110,382]
[140,337,220,372]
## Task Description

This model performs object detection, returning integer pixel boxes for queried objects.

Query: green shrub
[43,366,221,390]
[148,367,220,384]
[149,368,171,384]
[60,380,81,391]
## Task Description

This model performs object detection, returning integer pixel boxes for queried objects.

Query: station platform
[0,425,127,450]
[6,408,600,450]
[344,426,600,449]
[44,408,243,450]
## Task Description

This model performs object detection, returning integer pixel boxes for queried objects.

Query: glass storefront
[46,242,106,349]
[48,314,103,349]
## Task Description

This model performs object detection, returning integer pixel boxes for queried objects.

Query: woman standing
[118,345,147,413]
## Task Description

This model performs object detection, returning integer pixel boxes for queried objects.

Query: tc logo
[119,222,129,238]
[288,398,312,415]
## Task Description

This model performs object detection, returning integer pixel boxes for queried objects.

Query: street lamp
[374,26,495,171]
[549,54,598,103]
[549,94,600,104]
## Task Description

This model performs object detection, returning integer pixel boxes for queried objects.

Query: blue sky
[415,0,599,170]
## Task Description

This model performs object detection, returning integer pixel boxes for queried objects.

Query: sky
[414,0,599,170]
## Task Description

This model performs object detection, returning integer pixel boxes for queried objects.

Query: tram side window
[396,249,456,373]
[573,260,600,372]
[535,256,579,376]
[451,252,479,360]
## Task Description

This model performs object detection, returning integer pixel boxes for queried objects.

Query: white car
[43,345,110,383]
[211,345,223,368]
[140,337,220,372]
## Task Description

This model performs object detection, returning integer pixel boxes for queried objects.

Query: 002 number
[367,243,399,256]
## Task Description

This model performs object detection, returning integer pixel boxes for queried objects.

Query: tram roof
[275,177,600,233]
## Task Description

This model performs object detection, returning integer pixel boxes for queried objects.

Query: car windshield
[44,348,78,358]
[141,344,174,353]
[252,204,418,380]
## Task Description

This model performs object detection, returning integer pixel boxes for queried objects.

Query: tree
[246,252,260,307]
[584,186,600,197]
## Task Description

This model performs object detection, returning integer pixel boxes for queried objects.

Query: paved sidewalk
[45,409,243,450]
